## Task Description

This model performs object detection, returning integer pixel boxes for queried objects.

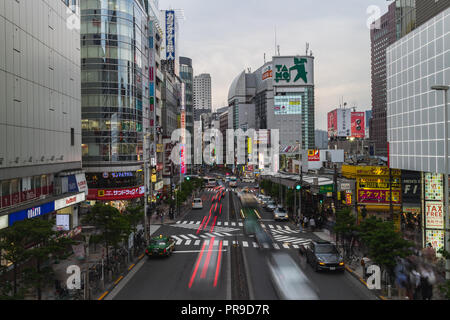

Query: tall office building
[179,56,194,168]
[80,0,149,210]
[387,6,450,250]
[193,73,212,120]
[0,0,87,233]
[370,2,396,157]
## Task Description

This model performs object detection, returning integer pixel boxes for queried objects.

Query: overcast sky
[163,0,393,130]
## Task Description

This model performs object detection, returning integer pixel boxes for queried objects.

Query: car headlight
[319,262,326,266]
[339,262,344,266]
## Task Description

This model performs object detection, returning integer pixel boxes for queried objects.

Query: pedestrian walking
[422,243,436,264]
[419,264,436,300]
[394,258,408,299]
[303,216,309,229]
[309,217,316,232]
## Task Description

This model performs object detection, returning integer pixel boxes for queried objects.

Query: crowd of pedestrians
[394,243,438,300]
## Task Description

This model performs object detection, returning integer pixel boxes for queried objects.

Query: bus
[229,176,237,187]
[204,177,217,188]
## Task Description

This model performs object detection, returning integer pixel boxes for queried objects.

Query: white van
[192,198,203,209]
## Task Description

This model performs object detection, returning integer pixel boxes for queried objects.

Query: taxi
[145,235,175,257]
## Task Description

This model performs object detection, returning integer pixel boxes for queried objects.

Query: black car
[303,240,344,272]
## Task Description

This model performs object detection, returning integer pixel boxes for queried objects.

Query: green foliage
[124,205,144,233]
[82,203,131,254]
[0,218,73,299]
[439,280,450,300]
[358,216,413,273]
[333,207,357,238]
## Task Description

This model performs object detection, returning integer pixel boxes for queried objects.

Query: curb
[96,253,146,301]
[344,265,385,300]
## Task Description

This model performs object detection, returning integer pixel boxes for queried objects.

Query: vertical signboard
[351,112,365,138]
[165,10,175,60]
[424,172,444,255]
[328,110,337,138]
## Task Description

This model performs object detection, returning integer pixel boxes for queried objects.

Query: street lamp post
[143,133,152,245]
[431,85,449,280]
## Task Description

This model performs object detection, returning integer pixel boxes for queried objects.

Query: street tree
[358,216,413,276]
[20,218,73,300]
[333,207,358,257]
[81,203,131,266]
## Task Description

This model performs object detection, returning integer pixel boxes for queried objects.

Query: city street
[110,181,377,300]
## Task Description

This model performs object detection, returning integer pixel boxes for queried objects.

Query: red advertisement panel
[87,186,145,201]
[327,110,338,138]
[308,149,320,161]
[351,112,365,138]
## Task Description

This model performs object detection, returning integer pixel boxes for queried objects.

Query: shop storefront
[355,166,402,225]
[401,170,422,245]
[87,186,145,212]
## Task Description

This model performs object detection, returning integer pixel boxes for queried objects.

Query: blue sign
[111,172,133,178]
[9,201,55,226]
[68,175,78,193]
[165,10,175,60]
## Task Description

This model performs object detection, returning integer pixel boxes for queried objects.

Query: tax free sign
[272,56,314,86]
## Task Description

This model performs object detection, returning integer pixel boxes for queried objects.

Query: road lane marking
[253,242,259,248]
[180,235,191,240]
[187,234,199,239]
[231,222,236,226]
[224,222,229,226]
[292,245,299,249]
[200,235,209,239]
[276,225,283,230]
[223,240,229,246]
[185,240,192,246]
[114,276,124,285]
[273,243,280,250]
[189,221,194,224]
[171,235,182,242]
[194,240,201,246]
[282,244,290,249]
[98,291,109,300]
[242,241,249,247]
[268,225,274,229]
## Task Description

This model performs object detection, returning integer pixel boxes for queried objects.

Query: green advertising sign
[275,57,308,84]
[319,184,334,194]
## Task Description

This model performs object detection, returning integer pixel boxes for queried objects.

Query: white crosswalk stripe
[253,242,259,248]
[263,243,270,249]
[276,225,283,230]
[273,243,280,250]
[185,240,192,246]
[171,235,182,242]
[187,234,199,239]
[176,239,183,245]
[223,240,229,247]
[282,243,290,249]
[242,241,249,247]
[212,232,224,237]
[231,222,236,226]
[179,235,191,240]
[194,240,201,246]
[284,226,292,231]
[189,221,194,224]
[238,222,243,227]
[224,222,229,226]
[200,235,209,239]
[268,225,274,229]
[217,222,222,226]
[196,221,201,224]
[292,244,299,249]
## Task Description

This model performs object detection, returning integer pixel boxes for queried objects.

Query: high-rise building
[387,6,450,251]
[370,2,396,157]
[80,0,149,209]
[193,73,212,117]
[179,56,194,169]
[0,0,87,232]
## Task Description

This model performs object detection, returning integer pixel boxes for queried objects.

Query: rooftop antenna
[306,42,309,56]
[274,26,277,56]
[277,45,280,56]
[264,53,266,64]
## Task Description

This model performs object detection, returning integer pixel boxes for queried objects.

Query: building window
[71,128,75,146]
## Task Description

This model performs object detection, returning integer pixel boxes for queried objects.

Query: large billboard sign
[272,56,314,86]
[337,109,351,137]
[165,10,175,60]
[328,110,337,138]
[401,170,421,204]
[351,112,365,138]
[274,94,302,115]
[425,173,443,201]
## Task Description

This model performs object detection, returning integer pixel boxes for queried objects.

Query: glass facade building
[80,0,149,193]
[387,7,450,173]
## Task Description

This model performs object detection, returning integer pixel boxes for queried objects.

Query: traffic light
[319,199,323,204]
[186,176,190,181]
[295,184,301,190]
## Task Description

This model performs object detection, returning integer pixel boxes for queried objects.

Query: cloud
[164,0,390,129]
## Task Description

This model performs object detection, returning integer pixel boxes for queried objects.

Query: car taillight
[163,249,166,253]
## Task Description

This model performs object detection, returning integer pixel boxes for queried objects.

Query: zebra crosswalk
[170,237,304,251]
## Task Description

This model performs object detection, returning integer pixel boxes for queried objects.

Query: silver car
[273,207,288,221]
[267,252,319,300]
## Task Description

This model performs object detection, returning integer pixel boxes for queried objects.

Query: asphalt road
[111,179,377,300]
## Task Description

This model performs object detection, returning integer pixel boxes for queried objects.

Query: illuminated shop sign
[87,186,145,201]
[111,172,134,178]
[425,173,443,201]
[425,201,444,229]
[9,201,55,226]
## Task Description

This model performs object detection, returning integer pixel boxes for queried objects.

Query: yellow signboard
[151,174,157,183]
[156,144,163,153]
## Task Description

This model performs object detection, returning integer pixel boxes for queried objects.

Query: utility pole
[143,134,151,245]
